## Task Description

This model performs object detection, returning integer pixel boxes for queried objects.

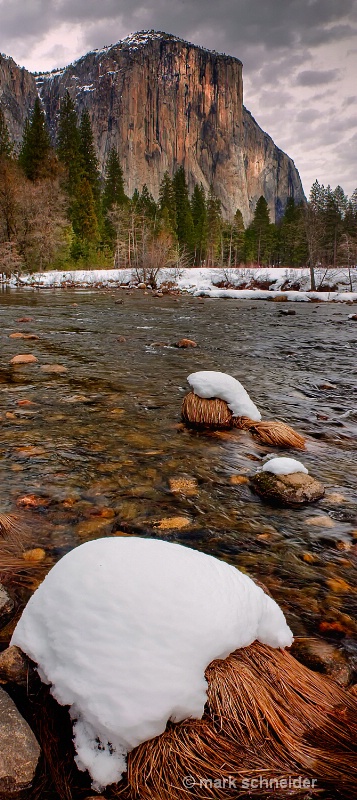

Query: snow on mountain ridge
[33,30,241,80]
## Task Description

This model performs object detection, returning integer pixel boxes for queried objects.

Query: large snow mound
[262,457,308,475]
[11,537,293,789]
[187,371,261,420]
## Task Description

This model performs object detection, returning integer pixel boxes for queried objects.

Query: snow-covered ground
[3,266,357,302]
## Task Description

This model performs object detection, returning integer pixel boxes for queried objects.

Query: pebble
[230,475,250,485]
[16,494,51,509]
[169,477,198,496]
[306,515,335,528]
[154,516,191,530]
[40,364,68,373]
[175,338,198,348]
[22,548,46,563]
[76,517,114,539]
[0,646,29,686]
[10,354,38,365]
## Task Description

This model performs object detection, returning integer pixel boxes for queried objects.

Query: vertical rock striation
[1,32,305,223]
[0,54,37,144]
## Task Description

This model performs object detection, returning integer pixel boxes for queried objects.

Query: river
[1,288,356,669]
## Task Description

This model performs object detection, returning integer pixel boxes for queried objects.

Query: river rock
[290,639,352,687]
[0,647,29,687]
[0,586,14,630]
[251,470,325,506]
[0,685,40,797]
[175,338,198,348]
[9,355,38,365]
[40,364,68,374]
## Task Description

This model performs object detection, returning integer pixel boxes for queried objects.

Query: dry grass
[182,393,233,429]
[181,394,305,449]
[123,642,357,799]
[0,512,51,589]
[237,417,306,449]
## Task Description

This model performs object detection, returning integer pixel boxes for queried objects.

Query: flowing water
[0,288,356,668]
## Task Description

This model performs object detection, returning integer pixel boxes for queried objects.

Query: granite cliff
[0,31,305,223]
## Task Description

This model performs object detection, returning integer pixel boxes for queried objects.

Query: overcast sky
[1,0,356,198]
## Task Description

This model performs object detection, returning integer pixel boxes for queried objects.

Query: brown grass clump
[181,393,305,449]
[123,642,357,800]
[182,392,235,429]
[237,417,306,449]
[0,512,51,590]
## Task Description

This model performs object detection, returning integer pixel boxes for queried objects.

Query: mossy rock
[251,471,325,506]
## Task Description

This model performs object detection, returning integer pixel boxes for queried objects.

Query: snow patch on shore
[3,266,357,302]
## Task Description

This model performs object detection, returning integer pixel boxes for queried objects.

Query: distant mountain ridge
[0,31,305,223]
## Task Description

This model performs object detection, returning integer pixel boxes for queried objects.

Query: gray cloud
[296,69,340,86]
[0,0,356,195]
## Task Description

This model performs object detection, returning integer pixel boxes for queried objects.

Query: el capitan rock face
[0,31,305,223]
[0,54,37,142]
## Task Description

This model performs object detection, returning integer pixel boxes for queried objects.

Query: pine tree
[71,177,99,258]
[206,185,222,266]
[173,166,194,252]
[57,91,82,194]
[309,180,326,214]
[79,108,100,201]
[18,97,52,181]
[102,148,127,213]
[191,184,207,264]
[223,208,245,266]
[248,196,272,265]
[137,184,157,219]
[158,172,176,234]
[0,107,13,158]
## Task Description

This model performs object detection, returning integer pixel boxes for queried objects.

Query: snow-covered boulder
[252,459,324,506]
[11,537,292,789]
[187,371,261,420]
[262,457,308,475]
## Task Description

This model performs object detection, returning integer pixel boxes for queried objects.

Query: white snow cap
[11,537,293,789]
[262,457,308,476]
[187,371,261,420]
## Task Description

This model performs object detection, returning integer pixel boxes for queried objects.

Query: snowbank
[188,371,261,420]
[3,266,357,302]
[262,457,308,476]
[12,537,293,789]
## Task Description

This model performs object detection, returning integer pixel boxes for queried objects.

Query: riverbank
[2,266,357,302]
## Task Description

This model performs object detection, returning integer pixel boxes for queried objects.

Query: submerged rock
[40,364,68,374]
[0,685,40,797]
[251,470,325,506]
[174,339,198,348]
[291,639,352,687]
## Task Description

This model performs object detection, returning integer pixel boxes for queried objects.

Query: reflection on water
[0,289,356,662]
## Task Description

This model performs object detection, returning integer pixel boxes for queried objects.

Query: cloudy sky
[1,0,356,198]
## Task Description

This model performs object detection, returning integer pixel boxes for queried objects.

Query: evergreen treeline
[0,96,356,277]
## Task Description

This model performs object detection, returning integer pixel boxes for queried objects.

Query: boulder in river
[0,685,40,797]
[251,470,325,505]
